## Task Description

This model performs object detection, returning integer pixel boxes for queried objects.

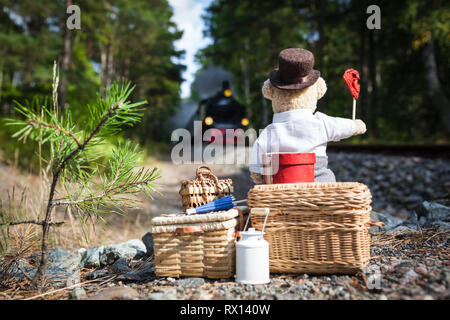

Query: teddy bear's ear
[316,77,327,100]
[262,79,273,100]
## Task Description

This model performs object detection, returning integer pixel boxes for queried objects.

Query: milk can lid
[240,227,265,237]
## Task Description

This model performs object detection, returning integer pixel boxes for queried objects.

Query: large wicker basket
[179,165,233,211]
[152,209,241,278]
[248,182,375,274]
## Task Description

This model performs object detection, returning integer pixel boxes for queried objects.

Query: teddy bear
[249,48,366,184]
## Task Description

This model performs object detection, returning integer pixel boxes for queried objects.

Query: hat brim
[269,69,320,91]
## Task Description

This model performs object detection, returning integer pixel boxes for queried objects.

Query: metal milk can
[236,208,270,284]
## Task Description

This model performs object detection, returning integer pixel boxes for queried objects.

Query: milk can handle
[243,211,251,232]
[244,208,270,238]
[261,208,270,235]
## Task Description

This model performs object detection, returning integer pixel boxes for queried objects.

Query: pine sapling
[4,75,161,290]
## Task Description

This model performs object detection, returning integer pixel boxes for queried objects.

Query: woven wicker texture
[179,166,233,210]
[248,182,372,274]
[152,218,237,234]
[152,210,239,227]
[152,210,238,278]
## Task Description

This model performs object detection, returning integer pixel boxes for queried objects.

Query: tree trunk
[59,0,73,114]
[100,44,107,98]
[30,221,51,290]
[0,65,3,107]
[359,19,368,125]
[316,0,326,112]
[30,174,59,290]
[124,56,130,80]
[265,26,278,126]
[422,40,450,134]
[107,43,115,89]
[368,30,377,138]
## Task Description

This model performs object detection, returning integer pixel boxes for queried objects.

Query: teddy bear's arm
[317,112,359,142]
[353,119,367,135]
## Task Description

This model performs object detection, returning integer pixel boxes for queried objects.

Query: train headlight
[241,118,249,126]
[205,116,213,126]
[224,89,232,97]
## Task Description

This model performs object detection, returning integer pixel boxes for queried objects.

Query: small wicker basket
[248,182,377,274]
[152,209,243,278]
[179,165,233,211]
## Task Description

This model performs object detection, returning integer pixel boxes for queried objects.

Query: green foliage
[198,0,450,143]
[0,0,185,164]
[5,80,161,222]
[2,74,161,288]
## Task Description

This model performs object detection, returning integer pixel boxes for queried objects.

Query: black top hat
[269,48,320,90]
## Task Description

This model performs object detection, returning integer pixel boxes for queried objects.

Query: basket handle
[175,226,204,235]
[196,165,213,177]
[195,165,223,194]
[366,221,384,227]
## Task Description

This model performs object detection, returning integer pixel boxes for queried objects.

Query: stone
[177,277,205,288]
[71,287,86,300]
[386,225,415,235]
[111,257,131,273]
[419,216,427,226]
[416,201,450,222]
[142,288,177,300]
[404,212,418,225]
[117,262,155,282]
[370,211,402,231]
[167,277,176,284]
[142,232,154,257]
[80,246,104,268]
[415,266,428,275]
[80,239,146,268]
[46,267,73,285]
[48,247,70,263]
[394,262,413,274]
[86,269,109,280]
[48,248,81,270]
[400,269,419,284]
[1,258,75,286]
[12,265,72,285]
[1,259,32,278]
[85,286,140,300]
[429,221,450,229]
[99,239,146,266]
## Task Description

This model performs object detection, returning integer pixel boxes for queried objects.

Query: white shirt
[249,109,355,174]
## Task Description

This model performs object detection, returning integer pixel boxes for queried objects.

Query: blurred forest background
[0,0,449,171]
[197,0,450,142]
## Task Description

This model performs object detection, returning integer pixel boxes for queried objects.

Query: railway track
[327,144,450,158]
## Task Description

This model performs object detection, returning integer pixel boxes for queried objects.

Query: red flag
[343,69,360,100]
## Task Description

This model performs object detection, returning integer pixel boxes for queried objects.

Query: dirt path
[0,146,254,247]
[142,145,253,218]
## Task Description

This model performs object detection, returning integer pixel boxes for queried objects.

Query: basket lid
[151,208,239,227]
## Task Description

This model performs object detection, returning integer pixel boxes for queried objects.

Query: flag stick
[352,98,356,120]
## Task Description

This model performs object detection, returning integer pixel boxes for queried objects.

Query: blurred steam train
[196,81,249,144]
